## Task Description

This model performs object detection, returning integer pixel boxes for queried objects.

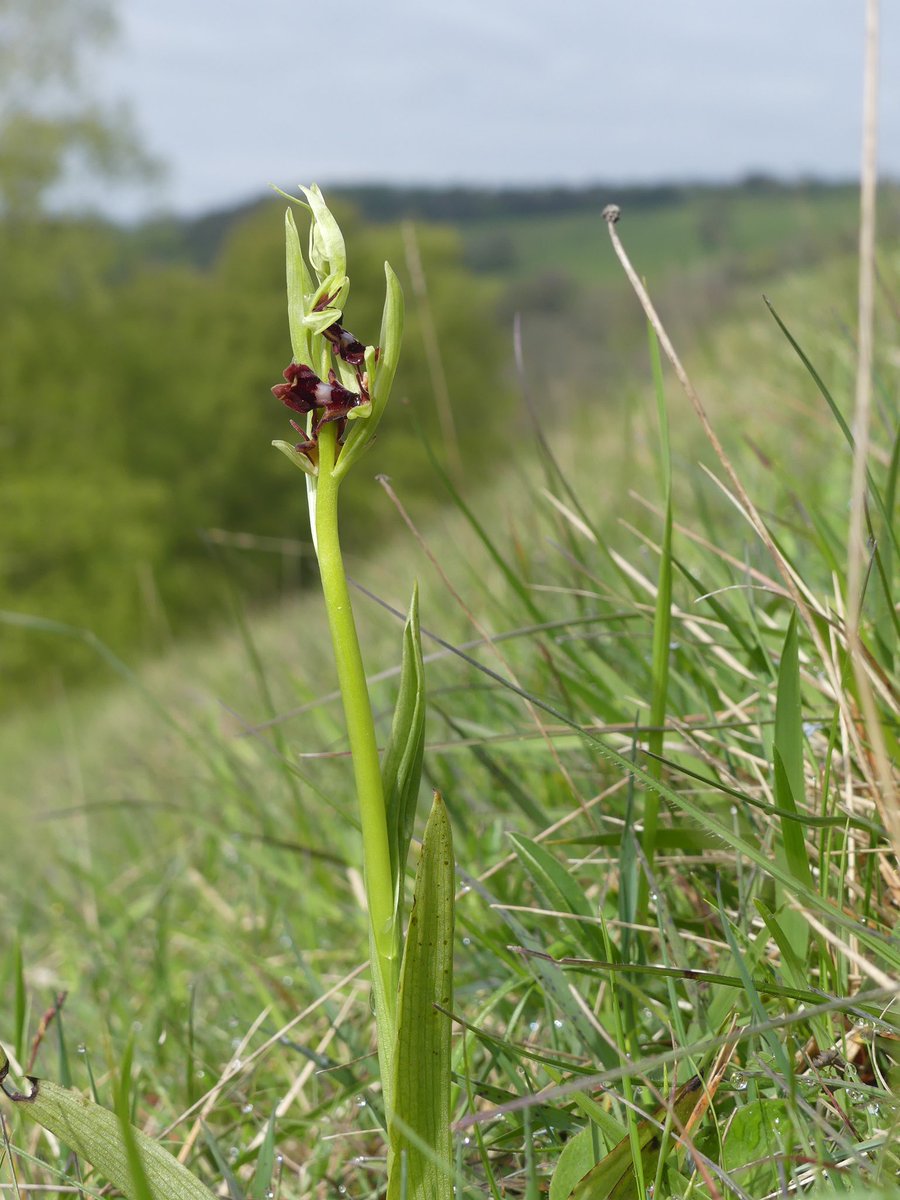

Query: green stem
[314,423,399,1106]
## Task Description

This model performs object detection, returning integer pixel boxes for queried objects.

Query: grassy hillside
[2,225,897,1198]
[3,182,894,709]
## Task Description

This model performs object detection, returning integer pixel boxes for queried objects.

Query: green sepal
[272,440,317,476]
[336,263,404,480]
[346,400,373,422]
[285,208,314,367]
[299,184,346,280]
[304,270,350,333]
[373,262,404,413]
[388,792,455,1200]
[382,584,426,909]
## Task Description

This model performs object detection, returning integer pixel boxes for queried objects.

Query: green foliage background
[0,203,510,700]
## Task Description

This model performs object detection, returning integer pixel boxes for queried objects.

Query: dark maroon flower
[272,361,364,454]
[322,321,368,367]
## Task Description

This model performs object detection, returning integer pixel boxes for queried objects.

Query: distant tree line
[146,177,867,274]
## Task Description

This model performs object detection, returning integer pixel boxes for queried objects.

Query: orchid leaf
[382,584,426,909]
[388,792,455,1200]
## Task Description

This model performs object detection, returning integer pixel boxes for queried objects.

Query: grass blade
[249,1111,277,1200]
[640,323,673,917]
[508,833,606,960]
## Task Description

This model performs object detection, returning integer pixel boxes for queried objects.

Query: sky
[91,0,899,220]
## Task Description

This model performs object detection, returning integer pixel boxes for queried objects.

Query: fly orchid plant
[271,185,454,1200]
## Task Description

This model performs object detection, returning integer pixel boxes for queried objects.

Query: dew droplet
[242,1102,254,1114]
[227,1147,239,1163]
[553,1018,564,1029]
[729,1070,748,1091]
[355,1095,367,1108]
[462,937,471,947]
[76,1043,86,1055]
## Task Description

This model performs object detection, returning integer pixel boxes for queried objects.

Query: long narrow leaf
[508,833,607,960]
[568,1077,702,1200]
[1,1063,215,1200]
[382,584,427,910]
[773,611,813,958]
[389,792,455,1200]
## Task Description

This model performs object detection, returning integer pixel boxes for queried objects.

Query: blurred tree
[0,0,157,218]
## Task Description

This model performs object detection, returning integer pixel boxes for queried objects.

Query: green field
[462,185,887,285]
[2,184,898,1200]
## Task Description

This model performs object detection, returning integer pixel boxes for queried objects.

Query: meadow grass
[1,236,898,1199]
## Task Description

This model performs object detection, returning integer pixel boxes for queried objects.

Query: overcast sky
[95,0,899,219]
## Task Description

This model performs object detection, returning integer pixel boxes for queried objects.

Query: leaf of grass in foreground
[389,791,455,1200]
[565,1076,702,1200]
[249,1110,278,1200]
[773,610,814,958]
[1,1050,215,1200]
[640,322,673,920]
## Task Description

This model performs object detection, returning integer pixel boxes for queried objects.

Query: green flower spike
[271,183,403,486]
